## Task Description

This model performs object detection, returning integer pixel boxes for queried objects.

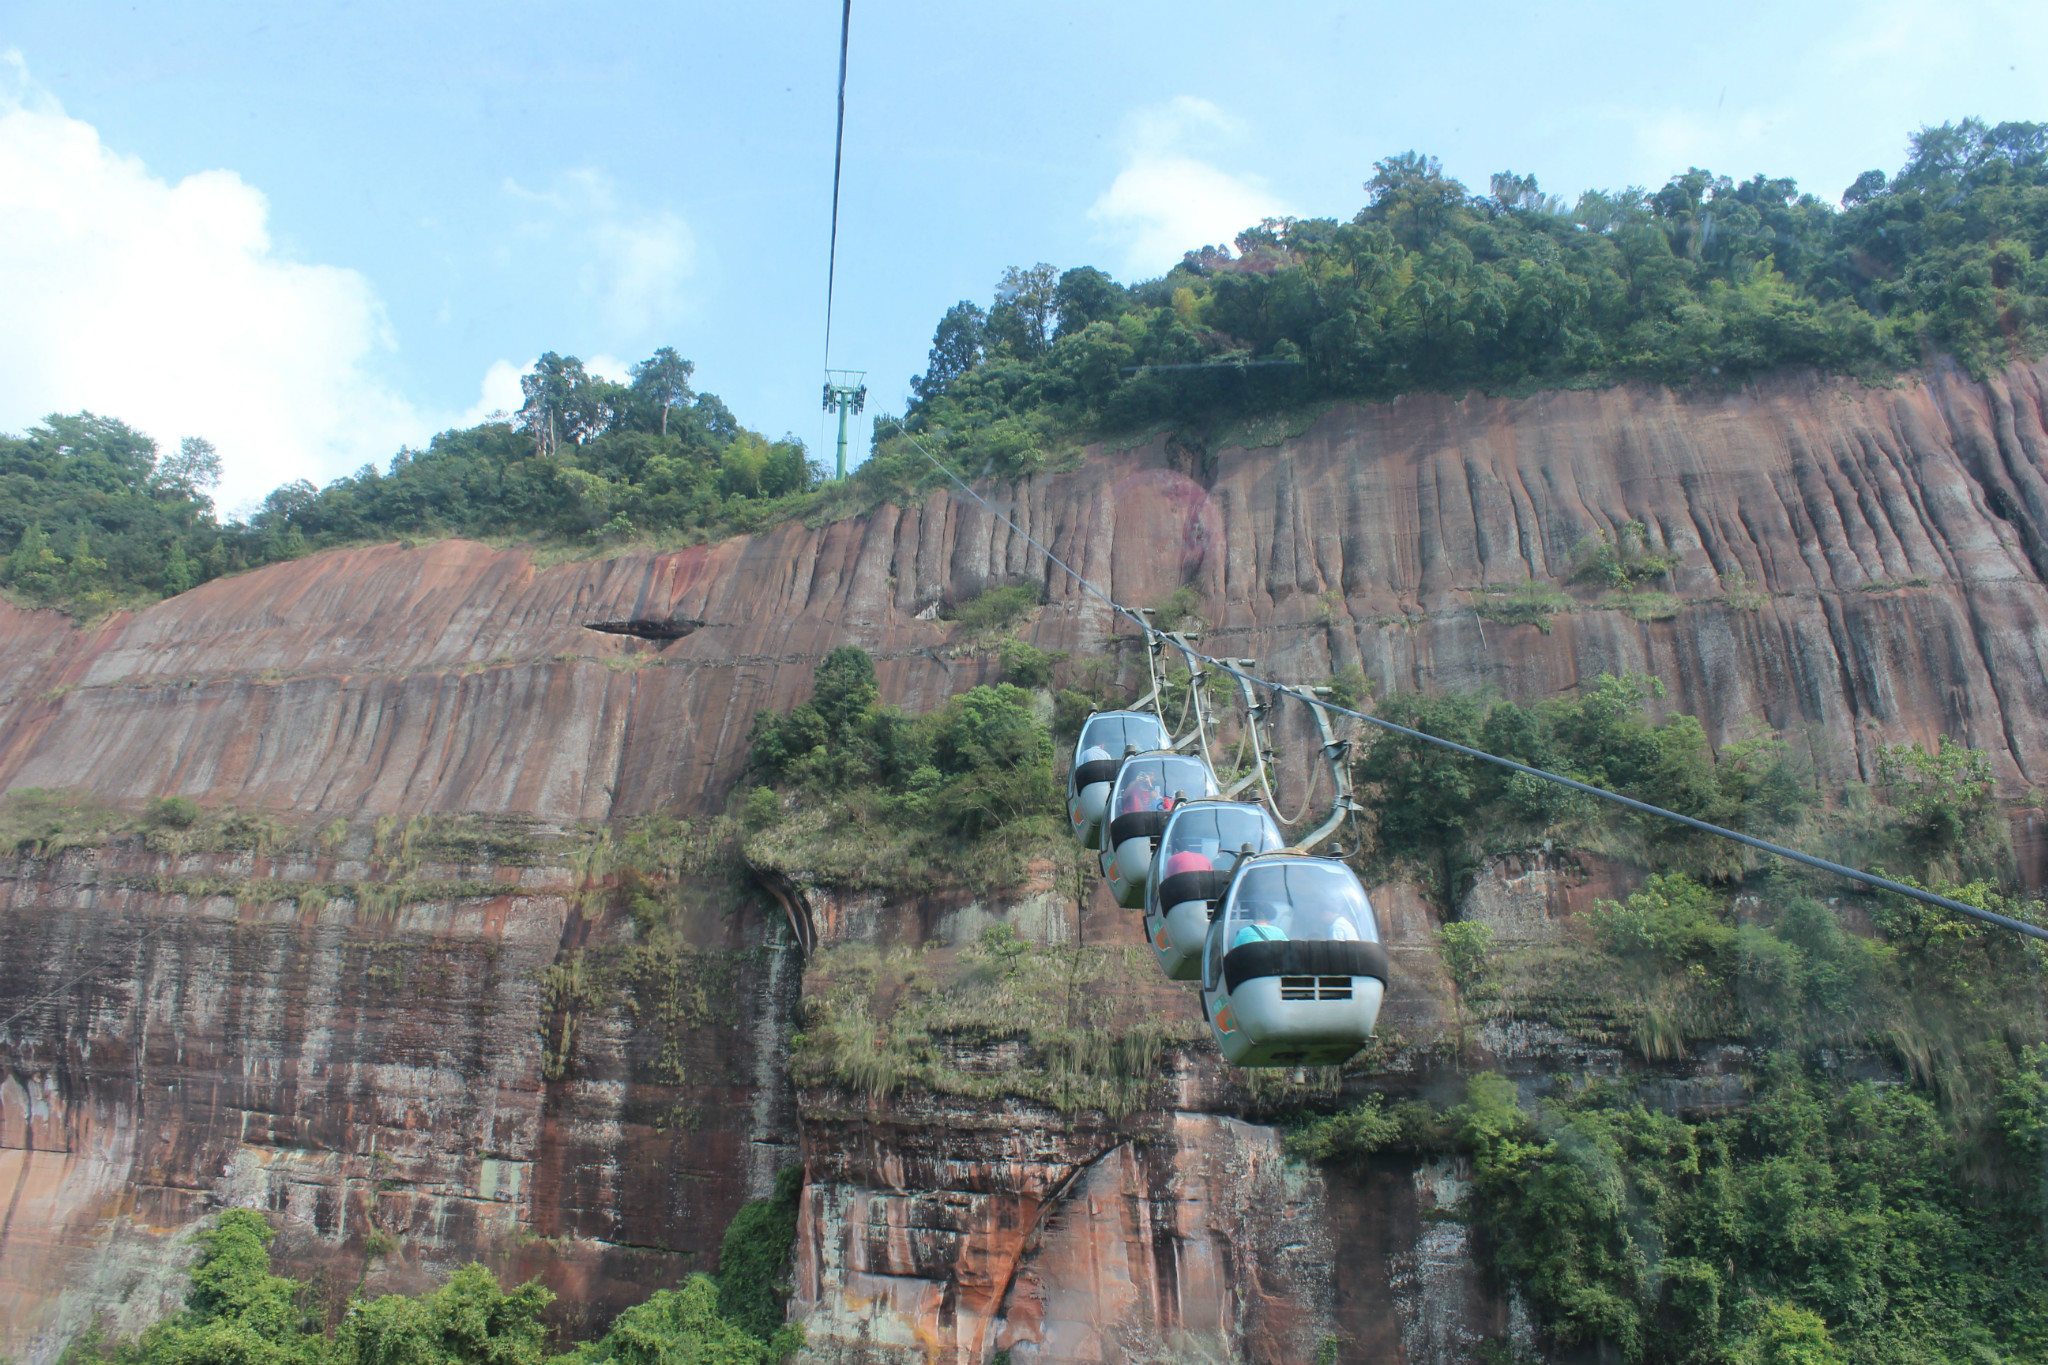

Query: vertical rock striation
[5,358,2048,1360]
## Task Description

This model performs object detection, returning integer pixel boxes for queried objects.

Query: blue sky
[2,1,2043,510]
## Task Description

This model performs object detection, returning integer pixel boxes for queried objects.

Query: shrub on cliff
[713,1167,804,1342]
[556,1275,801,1365]
[336,1264,555,1365]
[1354,672,1805,894]
[1290,1054,2048,1364]
[1873,734,2008,881]
[63,1203,807,1365]
[789,923,1197,1116]
[1455,1062,2048,1364]
[60,1209,326,1365]
[744,647,1060,890]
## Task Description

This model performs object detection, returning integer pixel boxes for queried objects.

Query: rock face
[7,359,2048,824]
[0,832,801,1358]
[6,358,2048,1362]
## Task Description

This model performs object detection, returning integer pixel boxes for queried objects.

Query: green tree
[910,302,987,402]
[159,436,224,501]
[92,1209,324,1365]
[5,522,62,595]
[517,352,591,457]
[986,263,1060,359]
[163,540,195,596]
[630,348,695,437]
[334,1263,553,1365]
[715,1167,803,1340]
[563,1275,799,1365]
[808,646,879,734]
[1875,734,2001,869]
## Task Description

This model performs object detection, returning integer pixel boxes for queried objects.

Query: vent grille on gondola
[1279,976,1354,1001]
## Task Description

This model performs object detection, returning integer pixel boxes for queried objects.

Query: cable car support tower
[822,371,866,480]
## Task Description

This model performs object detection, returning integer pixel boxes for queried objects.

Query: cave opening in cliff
[583,618,702,641]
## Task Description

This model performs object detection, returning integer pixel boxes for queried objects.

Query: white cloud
[506,169,695,340]
[1088,96,1292,279]
[459,359,527,428]
[0,50,430,512]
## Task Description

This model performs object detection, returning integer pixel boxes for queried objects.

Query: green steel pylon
[822,371,867,480]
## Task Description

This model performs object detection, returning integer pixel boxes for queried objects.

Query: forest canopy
[0,349,820,615]
[5,119,2045,615]
[884,117,2048,480]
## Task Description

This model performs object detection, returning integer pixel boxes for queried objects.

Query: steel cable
[822,0,853,369]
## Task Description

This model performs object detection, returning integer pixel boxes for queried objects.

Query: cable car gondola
[1142,800,1284,980]
[1199,855,1389,1067]
[1067,711,1171,850]
[1099,750,1219,907]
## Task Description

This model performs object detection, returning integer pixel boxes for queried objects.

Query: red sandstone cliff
[5,358,2048,1363]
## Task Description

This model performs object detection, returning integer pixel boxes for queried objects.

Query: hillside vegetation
[881,117,2048,480]
[7,120,2046,618]
[60,1174,805,1365]
[733,616,2048,1364]
[1,352,818,616]
[1292,678,2048,1365]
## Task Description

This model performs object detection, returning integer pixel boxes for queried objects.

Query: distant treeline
[883,118,2048,479]
[6,120,2045,615]
[0,349,820,615]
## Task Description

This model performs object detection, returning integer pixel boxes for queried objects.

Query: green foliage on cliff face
[791,923,1198,1117]
[557,1167,804,1365]
[1355,672,1822,894]
[1311,661,2048,1362]
[888,119,2048,482]
[1465,1063,2047,1364]
[743,646,1062,892]
[1294,1053,2048,1364]
[557,1276,800,1365]
[712,1167,804,1343]
[1,351,817,617]
[0,788,135,857]
[1354,672,2013,900]
[66,1197,805,1365]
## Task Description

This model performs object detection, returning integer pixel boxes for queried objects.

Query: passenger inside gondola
[1119,769,1163,814]
[1230,900,1289,948]
[1317,905,1361,940]
[1157,811,1273,879]
[1222,863,1379,947]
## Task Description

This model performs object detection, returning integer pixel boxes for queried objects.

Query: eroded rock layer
[6,359,2048,1362]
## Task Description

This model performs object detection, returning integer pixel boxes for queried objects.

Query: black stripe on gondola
[1223,940,1390,993]
[1108,810,1170,846]
[1072,759,1122,788]
[1156,869,1234,910]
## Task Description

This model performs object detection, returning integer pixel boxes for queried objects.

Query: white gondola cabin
[1142,800,1284,980]
[1098,751,1219,907]
[1067,711,1170,849]
[1199,856,1389,1067]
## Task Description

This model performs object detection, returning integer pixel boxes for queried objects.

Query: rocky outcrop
[5,360,2048,827]
[7,358,2048,1361]
[0,833,800,1358]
